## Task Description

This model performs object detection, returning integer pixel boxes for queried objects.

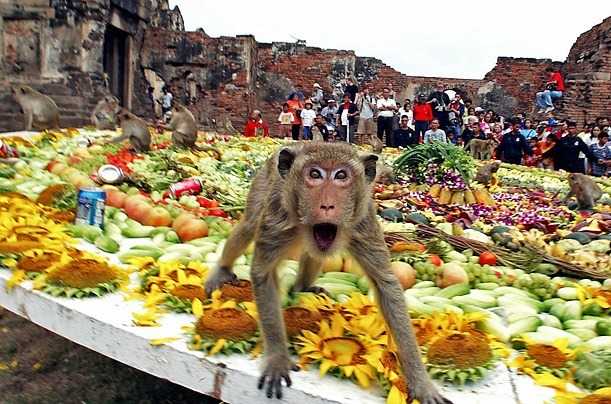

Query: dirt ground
[0,308,220,404]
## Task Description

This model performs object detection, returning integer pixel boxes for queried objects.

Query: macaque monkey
[475,160,501,186]
[205,143,451,404]
[565,173,602,210]
[110,109,151,153]
[465,138,498,160]
[166,104,221,158]
[368,135,384,154]
[311,127,325,142]
[11,85,60,131]
[375,162,395,184]
[91,95,120,130]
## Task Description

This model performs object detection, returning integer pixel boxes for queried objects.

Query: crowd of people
[241,74,610,177]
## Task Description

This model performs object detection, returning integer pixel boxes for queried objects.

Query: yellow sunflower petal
[6,269,26,289]
[354,367,371,389]
[209,338,227,355]
[528,371,567,391]
[192,298,204,318]
[387,385,406,404]
[149,337,179,346]
[319,359,334,376]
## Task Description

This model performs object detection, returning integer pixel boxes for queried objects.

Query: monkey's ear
[278,148,296,178]
[360,154,378,183]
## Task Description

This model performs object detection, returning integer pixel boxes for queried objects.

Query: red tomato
[208,208,227,218]
[479,252,497,266]
[429,254,443,267]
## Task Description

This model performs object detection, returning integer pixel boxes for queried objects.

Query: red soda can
[169,178,203,198]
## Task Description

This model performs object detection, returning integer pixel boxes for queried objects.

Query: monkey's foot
[257,355,299,399]
[303,286,328,295]
[408,382,453,404]
[204,267,237,295]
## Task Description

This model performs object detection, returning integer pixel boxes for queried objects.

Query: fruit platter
[0,128,610,404]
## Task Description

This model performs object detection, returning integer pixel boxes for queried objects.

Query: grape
[513,273,554,300]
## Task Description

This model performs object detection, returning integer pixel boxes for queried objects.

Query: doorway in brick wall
[103,25,129,106]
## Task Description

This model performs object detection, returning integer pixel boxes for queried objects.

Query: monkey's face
[279,144,376,255]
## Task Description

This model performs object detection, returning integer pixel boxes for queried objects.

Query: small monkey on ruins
[91,95,120,130]
[565,173,602,210]
[205,142,451,404]
[109,109,151,153]
[11,85,60,131]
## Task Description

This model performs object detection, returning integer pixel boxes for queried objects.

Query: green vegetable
[165,231,180,243]
[538,313,562,329]
[476,282,499,290]
[508,316,542,338]
[566,328,597,341]
[122,224,155,238]
[452,290,497,309]
[118,249,163,263]
[444,250,467,263]
[404,295,436,316]
[435,283,470,299]
[596,320,611,336]
[413,281,436,289]
[94,235,120,253]
[322,272,360,284]
[357,277,369,294]
[582,336,611,351]
[542,298,565,312]
[556,287,579,300]
[0,165,17,178]
[480,312,510,342]
[549,302,566,319]
[571,350,611,390]
[536,326,582,346]
[583,302,604,317]
[404,287,440,297]
[562,300,582,321]
[497,295,542,312]
[564,319,598,331]
[103,222,122,241]
[150,227,172,237]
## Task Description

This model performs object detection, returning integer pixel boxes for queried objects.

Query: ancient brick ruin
[0,1,609,133]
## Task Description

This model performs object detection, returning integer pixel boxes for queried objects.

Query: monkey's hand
[408,379,452,404]
[204,266,237,295]
[258,354,299,399]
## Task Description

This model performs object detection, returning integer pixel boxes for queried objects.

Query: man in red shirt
[243,110,270,137]
[412,94,433,142]
[535,67,565,114]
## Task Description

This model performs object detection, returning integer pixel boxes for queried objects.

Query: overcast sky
[168,1,610,79]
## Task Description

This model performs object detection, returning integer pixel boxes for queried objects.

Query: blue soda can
[75,187,106,228]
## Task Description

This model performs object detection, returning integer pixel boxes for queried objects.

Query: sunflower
[296,313,381,388]
[555,388,611,404]
[283,306,321,338]
[188,290,259,355]
[0,210,72,253]
[220,279,254,302]
[511,337,575,380]
[16,249,61,274]
[164,274,207,314]
[424,330,496,385]
[341,292,378,318]
[294,292,339,318]
[410,311,487,347]
[37,252,127,298]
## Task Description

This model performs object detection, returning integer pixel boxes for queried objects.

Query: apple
[67,155,83,165]
[131,202,153,223]
[123,194,148,214]
[143,206,173,227]
[321,253,344,273]
[176,219,208,241]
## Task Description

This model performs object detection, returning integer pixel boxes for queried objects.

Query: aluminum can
[169,178,203,199]
[75,187,106,228]
[97,164,124,184]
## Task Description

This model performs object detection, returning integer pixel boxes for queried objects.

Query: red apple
[176,219,208,242]
[143,207,173,227]
[131,202,153,223]
[124,195,148,214]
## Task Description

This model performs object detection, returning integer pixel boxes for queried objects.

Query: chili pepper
[207,208,228,218]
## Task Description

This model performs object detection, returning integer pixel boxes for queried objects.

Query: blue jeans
[303,126,312,140]
[536,90,563,109]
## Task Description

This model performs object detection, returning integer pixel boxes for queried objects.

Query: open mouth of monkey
[312,223,337,251]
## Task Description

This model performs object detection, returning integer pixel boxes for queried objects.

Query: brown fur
[204,143,450,403]
[168,104,198,148]
[111,109,151,153]
[475,160,501,185]
[91,95,120,130]
[311,126,325,142]
[566,173,602,210]
[466,138,498,160]
[11,85,60,131]
[368,135,384,154]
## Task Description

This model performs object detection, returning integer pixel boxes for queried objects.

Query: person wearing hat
[496,116,532,165]
[543,120,598,173]
[311,83,324,111]
[243,110,270,138]
[300,100,317,140]
[413,94,433,142]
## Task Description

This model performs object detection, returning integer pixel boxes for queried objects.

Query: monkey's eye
[309,168,323,179]
[334,170,348,180]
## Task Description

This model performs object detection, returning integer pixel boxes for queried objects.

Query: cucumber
[435,283,470,299]
[404,287,441,297]
[476,282,499,291]
[413,281,436,289]
[508,316,542,338]
[538,313,562,329]
[564,319,598,331]
[323,272,360,284]
[566,328,597,341]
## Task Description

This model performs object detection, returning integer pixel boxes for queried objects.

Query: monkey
[311,127,325,142]
[165,104,221,158]
[204,143,451,404]
[375,162,395,184]
[91,95,120,130]
[110,109,151,153]
[565,173,602,210]
[465,138,498,160]
[368,135,384,154]
[11,85,60,131]
[475,160,502,186]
